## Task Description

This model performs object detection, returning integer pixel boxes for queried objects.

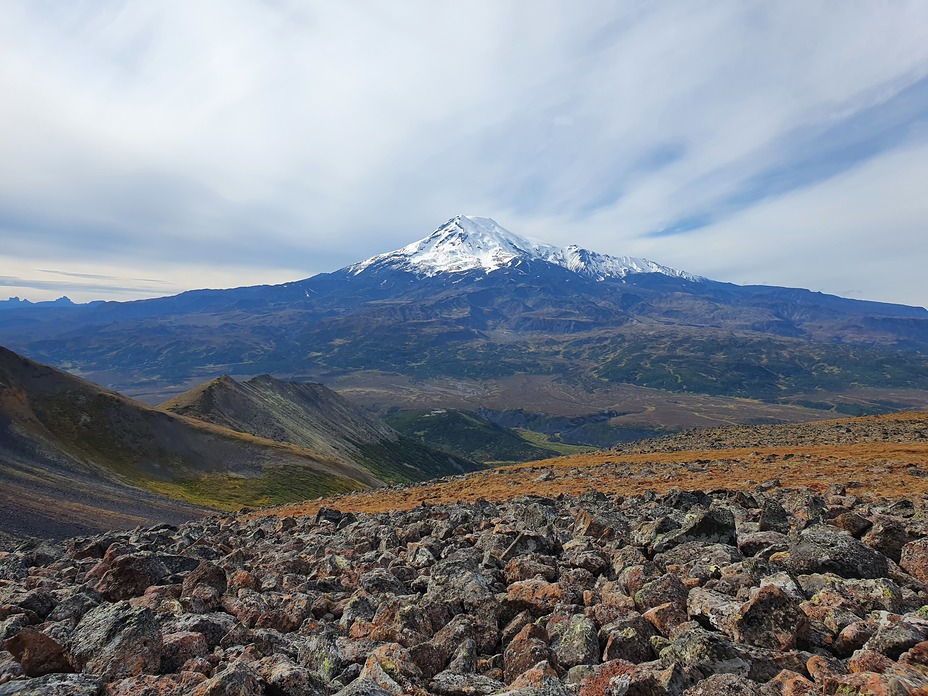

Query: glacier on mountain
[350,215,701,282]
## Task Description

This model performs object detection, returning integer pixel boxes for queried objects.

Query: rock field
[3,482,928,694]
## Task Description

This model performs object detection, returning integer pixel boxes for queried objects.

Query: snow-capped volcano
[350,215,701,282]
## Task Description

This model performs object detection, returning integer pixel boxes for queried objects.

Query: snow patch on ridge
[350,215,701,282]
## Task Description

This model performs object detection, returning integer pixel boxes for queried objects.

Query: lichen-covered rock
[67,601,162,680]
[682,672,764,695]
[0,673,103,695]
[103,672,208,696]
[551,614,599,668]
[731,585,808,650]
[901,537,928,584]
[779,525,890,579]
[190,660,262,696]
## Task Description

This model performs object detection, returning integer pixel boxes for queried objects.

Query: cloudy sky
[2,1,927,307]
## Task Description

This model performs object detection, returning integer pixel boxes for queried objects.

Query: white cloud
[1,1,927,304]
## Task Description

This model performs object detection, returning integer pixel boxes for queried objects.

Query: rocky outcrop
[1,486,928,694]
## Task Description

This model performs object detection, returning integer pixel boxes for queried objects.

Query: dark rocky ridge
[2,486,928,694]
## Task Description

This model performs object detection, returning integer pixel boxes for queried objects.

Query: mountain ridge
[0,216,927,417]
[160,373,479,482]
[0,345,397,536]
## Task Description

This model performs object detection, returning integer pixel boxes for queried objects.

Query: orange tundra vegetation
[266,411,928,519]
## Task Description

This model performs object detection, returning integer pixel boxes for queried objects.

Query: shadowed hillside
[0,346,386,535]
[160,374,479,482]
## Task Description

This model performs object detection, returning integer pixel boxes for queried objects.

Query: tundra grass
[146,465,366,512]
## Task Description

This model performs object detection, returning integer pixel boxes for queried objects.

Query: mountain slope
[0,346,385,536]
[160,374,479,481]
[1,215,927,413]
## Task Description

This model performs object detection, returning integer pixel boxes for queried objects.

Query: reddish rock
[901,641,928,669]
[806,654,847,688]
[160,631,208,673]
[765,669,817,695]
[643,602,689,637]
[506,578,565,616]
[848,648,895,674]
[501,611,534,649]
[181,562,227,614]
[901,538,928,584]
[1,627,72,677]
[93,555,164,602]
[826,670,928,695]
[503,556,557,584]
[509,660,560,690]
[578,659,636,696]
[835,620,877,657]
[104,672,208,695]
[503,623,552,684]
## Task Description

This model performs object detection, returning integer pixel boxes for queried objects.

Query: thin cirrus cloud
[0,1,926,306]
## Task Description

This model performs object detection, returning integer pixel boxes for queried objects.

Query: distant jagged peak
[349,214,701,282]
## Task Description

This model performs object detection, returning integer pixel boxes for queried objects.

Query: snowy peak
[350,215,700,282]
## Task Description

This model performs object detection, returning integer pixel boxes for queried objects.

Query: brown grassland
[266,411,928,519]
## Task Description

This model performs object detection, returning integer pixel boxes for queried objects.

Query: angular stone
[506,578,565,616]
[731,585,808,651]
[643,602,689,637]
[781,525,889,579]
[503,624,552,684]
[901,537,928,584]
[634,573,687,614]
[758,499,791,534]
[862,517,909,563]
[600,614,656,664]
[0,673,103,695]
[848,648,895,674]
[657,508,737,551]
[67,601,162,680]
[764,669,817,695]
[103,672,208,696]
[160,631,208,673]
[429,671,504,696]
[190,660,262,696]
[683,672,764,695]
[551,614,599,668]
[1,628,71,678]
[864,613,928,660]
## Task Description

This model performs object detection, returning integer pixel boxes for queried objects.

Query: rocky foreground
[3,486,928,695]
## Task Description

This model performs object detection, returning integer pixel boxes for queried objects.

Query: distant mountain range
[0,346,476,538]
[2,215,927,415]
